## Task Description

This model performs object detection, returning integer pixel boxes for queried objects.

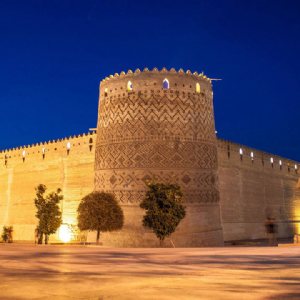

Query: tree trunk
[96,229,100,244]
[44,234,49,244]
[38,233,43,244]
[159,239,164,247]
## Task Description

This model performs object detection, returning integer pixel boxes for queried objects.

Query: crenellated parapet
[217,138,299,176]
[100,67,211,83]
[0,132,96,167]
[99,67,213,103]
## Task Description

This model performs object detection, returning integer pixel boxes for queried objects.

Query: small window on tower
[196,83,201,93]
[104,88,108,97]
[66,142,71,155]
[127,81,133,91]
[163,78,169,90]
[89,138,93,152]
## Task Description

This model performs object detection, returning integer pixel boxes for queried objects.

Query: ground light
[59,224,72,243]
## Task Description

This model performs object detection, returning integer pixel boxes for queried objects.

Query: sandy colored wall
[95,69,224,247]
[217,139,300,242]
[1,130,299,245]
[0,132,96,241]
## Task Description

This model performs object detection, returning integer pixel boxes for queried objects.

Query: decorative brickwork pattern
[97,91,215,144]
[95,70,219,205]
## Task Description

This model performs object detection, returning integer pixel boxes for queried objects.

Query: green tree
[77,192,124,244]
[140,183,186,246]
[1,226,13,243]
[34,184,63,244]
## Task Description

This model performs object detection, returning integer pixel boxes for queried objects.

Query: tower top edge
[0,131,97,154]
[100,68,211,84]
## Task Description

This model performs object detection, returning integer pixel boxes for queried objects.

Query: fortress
[0,67,299,246]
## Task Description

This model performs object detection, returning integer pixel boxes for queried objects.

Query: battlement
[99,67,214,100]
[0,131,96,167]
[217,138,300,176]
[100,67,212,84]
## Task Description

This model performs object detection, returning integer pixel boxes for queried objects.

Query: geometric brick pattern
[95,142,218,170]
[95,71,220,205]
[94,169,219,203]
[97,91,215,145]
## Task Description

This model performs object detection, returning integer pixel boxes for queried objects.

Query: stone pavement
[0,244,300,299]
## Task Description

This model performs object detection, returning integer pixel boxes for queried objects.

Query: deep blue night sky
[0,0,299,160]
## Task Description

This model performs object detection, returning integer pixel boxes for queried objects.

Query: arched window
[22,150,26,162]
[104,88,108,97]
[127,81,133,91]
[163,78,169,90]
[66,142,71,155]
[196,83,201,93]
[89,138,93,152]
[239,148,243,161]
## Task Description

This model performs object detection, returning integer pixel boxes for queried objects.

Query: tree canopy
[77,191,124,244]
[140,183,186,245]
[34,184,63,244]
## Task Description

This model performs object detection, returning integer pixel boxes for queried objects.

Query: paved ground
[0,244,300,300]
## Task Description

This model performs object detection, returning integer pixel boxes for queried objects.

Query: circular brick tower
[95,67,223,247]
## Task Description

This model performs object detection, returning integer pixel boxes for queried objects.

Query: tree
[34,184,63,244]
[140,183,186,246]
[1,226,13,243]
[77,192,124,244]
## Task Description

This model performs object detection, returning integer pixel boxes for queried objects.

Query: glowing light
[163,78,169,89]
[239,148,243,155]
[196,83,201,93]
[127,81,133,91]
[279,160,282,166]
[295,164,298,170]
[250,152,254,159]
[294,208,300,235]
[66,142,71,150]
[22,150,26,157]
[59,224,72,243]
[270,157,274,164]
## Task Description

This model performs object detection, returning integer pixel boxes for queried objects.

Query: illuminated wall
[0,68,299,245]
[218,139,300,241]
[95,68,224,247]
[0,132,299,243]
[0,133,95,241]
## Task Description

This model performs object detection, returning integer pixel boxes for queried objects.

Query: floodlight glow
[59,224,72,243]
